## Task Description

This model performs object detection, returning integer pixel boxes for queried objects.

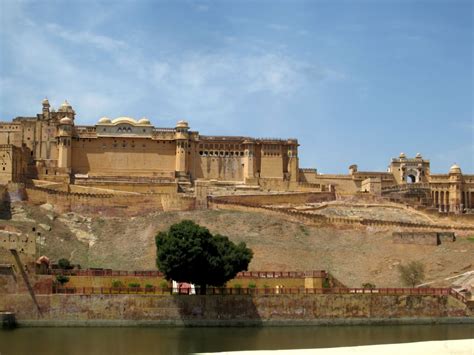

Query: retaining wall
[24,186,195,216]
[0,293,470,324]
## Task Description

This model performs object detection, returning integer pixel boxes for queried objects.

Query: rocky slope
[2,201,474,288]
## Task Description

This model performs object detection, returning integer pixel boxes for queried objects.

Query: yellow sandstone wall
[194,156,244,181]
[71,137,176,176]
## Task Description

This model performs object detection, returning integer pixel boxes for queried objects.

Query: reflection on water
[0,324,473,355]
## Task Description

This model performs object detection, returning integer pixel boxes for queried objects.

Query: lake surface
[1,324,473,355]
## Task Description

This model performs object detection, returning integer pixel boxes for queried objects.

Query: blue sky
[0,0,472,173]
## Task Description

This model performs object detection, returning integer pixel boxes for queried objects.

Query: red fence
[47,269,326,279]
[52,286,454,297]
[48,269,164,277]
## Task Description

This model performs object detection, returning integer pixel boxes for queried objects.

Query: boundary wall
[0,292,470,324]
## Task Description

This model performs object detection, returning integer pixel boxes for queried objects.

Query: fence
[51,286,454,297]
[46,269,325,278]
[47,269,164,277]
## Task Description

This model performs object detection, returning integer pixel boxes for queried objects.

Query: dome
[138,117,151,125]
[98,117,112,124]
[176,120,189,129]
[58,100,73,112]
[399,152,406,159]
[416,153,422,158]
[111,117,137,125]
[59,116,73,125]
[449,164,462,175]
[42,98,50,105]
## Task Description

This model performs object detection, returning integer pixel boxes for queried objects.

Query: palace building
[0,99,472,213]
[0,99,300,190]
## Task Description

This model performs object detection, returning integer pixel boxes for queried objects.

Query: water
[0,324,473,355]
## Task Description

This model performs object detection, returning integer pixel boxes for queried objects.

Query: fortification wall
[309,175,359,195]
[71,182,176,194]
[0,293,469,323]
[209,201,474,231]
[211,192,335,206]
[194,156,244,181]
[24,186,194,216]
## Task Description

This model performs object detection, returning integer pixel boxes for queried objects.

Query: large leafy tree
[156,220,253,294]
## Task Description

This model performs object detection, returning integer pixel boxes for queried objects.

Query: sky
[0,0,472,174]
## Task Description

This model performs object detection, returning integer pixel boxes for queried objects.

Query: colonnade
[431,189,473,212]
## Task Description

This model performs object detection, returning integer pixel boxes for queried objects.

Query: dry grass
[2,202,474,288]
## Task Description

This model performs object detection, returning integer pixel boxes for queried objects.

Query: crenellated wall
[24,186,194,216]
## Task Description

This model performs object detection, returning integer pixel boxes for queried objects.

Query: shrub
[56,275,69,285]
[248,282,257,289]
[234,283,242,289]
[112,280,124,288]
[362,283,376,289]
[263,284,270,289]
[398,261,425,287]
[322,278,330,288]
[57,258,73,270]
[128,283,140,288]
[159,280,169,289]
[145,284,154,289]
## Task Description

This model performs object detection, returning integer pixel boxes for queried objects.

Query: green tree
[55,275,69,285]
[156,220,253,295]
[398,261,425,287]
[57,258,73,270]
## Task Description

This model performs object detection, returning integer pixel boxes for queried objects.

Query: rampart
[210,192,335,206]
[23,185,195,216]
[208,199,474,231]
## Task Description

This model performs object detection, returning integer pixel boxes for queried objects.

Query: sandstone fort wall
[24,186,194,215]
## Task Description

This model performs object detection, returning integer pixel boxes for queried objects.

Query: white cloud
[0,1,346,129]
[45,23,127,51]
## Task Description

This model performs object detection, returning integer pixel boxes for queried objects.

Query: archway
[406,174,416,184]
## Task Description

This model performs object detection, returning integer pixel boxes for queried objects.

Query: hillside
[3,201,474,288]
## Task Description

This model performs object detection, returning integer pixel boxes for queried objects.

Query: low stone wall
[0,293,470,324]
[392,232,439,245]
[392,232,456,245]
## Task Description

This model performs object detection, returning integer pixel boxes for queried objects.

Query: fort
[0,99,473,328]
[0,99,472,215]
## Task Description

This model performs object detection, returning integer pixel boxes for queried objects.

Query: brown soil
[2,202,474,288]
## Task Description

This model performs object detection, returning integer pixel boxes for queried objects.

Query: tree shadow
[171,291,263,326]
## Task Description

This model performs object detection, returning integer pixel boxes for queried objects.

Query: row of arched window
[199,151,245,157]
